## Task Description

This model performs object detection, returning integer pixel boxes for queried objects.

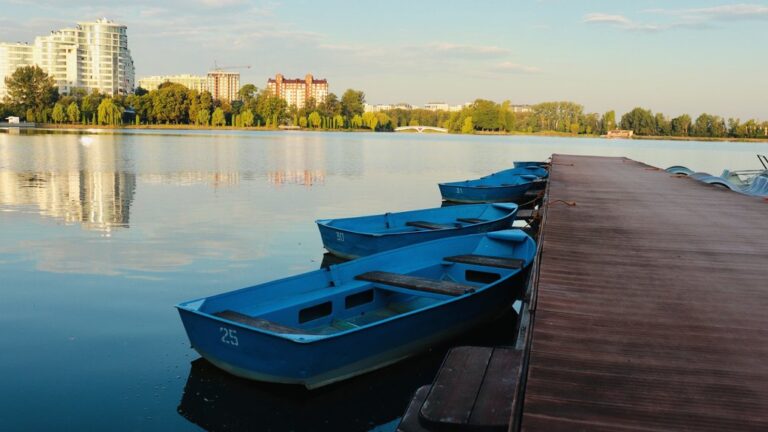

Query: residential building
[266,73,328,109]
[424,102,449,111]
[137,74,208,92]
[511,104,532,113]
[0,18,134,98]
[207,70,239,102]
[0,43,34,99]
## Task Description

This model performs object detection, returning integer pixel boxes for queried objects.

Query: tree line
[2,65,766,139]
[0,65,369,128]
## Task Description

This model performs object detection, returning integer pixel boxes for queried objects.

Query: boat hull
[177,278,518,388]
[317,215,515,259]
[439,182,533,203]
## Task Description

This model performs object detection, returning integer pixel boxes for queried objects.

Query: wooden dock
[518,155,768,430]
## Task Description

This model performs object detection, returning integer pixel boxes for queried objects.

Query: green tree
[237,84,258,102]
[152,83,190,124]
[461,116,474,134]
[80,90,103,122]
[4,65,58,116]
[97,98,123,126]
[620,107,656,135]
[341,89,365,118]
[254,90,288,126]
[66,102,80,123]
[670,114,691,136]
[600,110,616,134]
[350,114,363,128]
[51,102,66,123]
[299,117,307,127]
[472,99,500,131]
[241,109,254,127]
[211,107,226,126]
[308,111,321,128]
[333,114,344,129]
[195,108,210,126]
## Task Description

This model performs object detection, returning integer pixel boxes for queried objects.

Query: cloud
[492,61,542,74]
[425,43,511,59]
[583,13,663,32]
[648,3,768,20]
[583,13,632,26]
[585,4,768,32]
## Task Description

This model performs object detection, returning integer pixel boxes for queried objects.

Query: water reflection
[0,135,135,232]
[267,170,325,187]
[177,309,519,432]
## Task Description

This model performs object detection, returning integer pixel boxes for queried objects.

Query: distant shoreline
[10,123,768,143]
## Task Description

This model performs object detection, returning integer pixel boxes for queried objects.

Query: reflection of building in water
[0,135,135,232]
[264,139,327,187]
[0,171,135,231]
[140,172,239,188]
[267,170,325,186]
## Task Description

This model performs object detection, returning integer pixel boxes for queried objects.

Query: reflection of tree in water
[177,309,519,432]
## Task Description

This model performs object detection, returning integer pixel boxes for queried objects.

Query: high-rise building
[0,43,34,99]
[266,73,328,109]
[137,74,208,92]
[0,18,134,98]
[207,71,239,102]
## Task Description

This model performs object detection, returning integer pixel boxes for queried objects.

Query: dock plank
[519,155,768,431]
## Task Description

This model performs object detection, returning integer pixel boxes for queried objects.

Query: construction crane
[211,60,252,71]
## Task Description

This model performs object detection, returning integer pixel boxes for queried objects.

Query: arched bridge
[395,126,448,133]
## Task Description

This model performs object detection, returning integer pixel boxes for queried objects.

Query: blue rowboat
[176,229,536,389]
[316,202,519,259]
[438,166,548,203]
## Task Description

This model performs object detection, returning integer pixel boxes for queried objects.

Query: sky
[1,0,767,119]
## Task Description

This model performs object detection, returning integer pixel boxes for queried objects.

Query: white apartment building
[0,18,134,99]
[0,43,34,99]
[138,74,208,92]
[266,74,328,109]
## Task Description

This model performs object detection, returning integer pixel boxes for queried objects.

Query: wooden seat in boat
[213,310,306,334]
[355,271,475,296]
[444,255,525,270]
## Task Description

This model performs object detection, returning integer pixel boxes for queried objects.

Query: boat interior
[321,203,517,233]
[201,252,526,338]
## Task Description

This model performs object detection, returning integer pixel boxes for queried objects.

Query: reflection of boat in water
[177,309,519,432]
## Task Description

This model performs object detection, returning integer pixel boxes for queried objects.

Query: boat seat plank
[355,271,475,296]
[516,209,535,219]
[213,310,306,334]
[444,254,525,270]
[456,217,488,224]
[405,220,455,230]
[419,346,493,428]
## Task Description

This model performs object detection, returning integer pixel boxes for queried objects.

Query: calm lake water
[1,128,766,431]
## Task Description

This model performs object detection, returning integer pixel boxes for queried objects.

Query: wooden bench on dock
[355,271,475,296]
[397,346,523,432]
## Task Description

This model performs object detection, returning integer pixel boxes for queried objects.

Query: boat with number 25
[176,229,536,389]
